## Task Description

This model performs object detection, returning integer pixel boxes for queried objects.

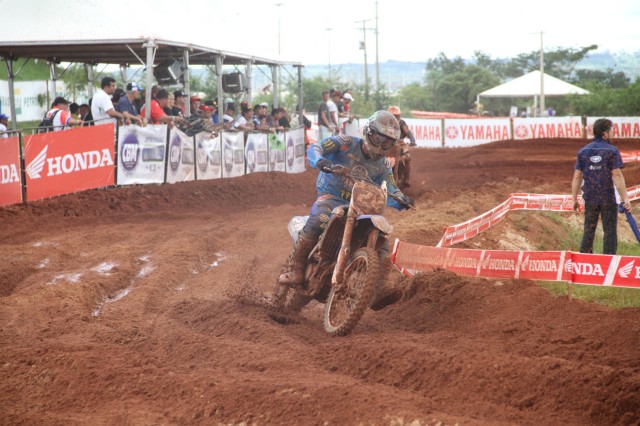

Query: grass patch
[535,211,640,308]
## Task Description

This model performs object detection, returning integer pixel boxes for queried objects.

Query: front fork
[331,211,381,287]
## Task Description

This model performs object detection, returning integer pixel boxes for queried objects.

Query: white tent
[477,70,589,116]
[478,70,590,98]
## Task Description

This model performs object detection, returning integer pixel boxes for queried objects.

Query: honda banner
[245,133,269,174]
[221,132,245,178]
[166,127,195,184]
[392,241,639,289]
[0,135,23,206]
[24,125,115,201]
[195,132,222,180]
[285,127,306,174]
[512,116,584,140]
[117,125,168,185]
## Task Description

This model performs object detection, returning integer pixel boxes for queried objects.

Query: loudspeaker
[154,60,184,84]
[222,72,247,93]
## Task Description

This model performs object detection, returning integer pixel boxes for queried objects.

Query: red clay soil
[1,138,640,425]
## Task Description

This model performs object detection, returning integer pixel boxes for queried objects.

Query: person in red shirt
[141,89,183,126]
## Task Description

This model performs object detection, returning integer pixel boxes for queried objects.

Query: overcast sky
[179,0,640,65]
[3,0,639,66]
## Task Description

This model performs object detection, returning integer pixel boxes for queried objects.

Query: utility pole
[355,19,372,101]
[326,27,332,81]
[539,30,545,115]
[375,0,381,109]
[275,3,283,103]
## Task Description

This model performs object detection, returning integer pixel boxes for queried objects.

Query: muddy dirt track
[2,138,640,425]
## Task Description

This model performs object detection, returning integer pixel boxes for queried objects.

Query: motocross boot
[278,236,317,286]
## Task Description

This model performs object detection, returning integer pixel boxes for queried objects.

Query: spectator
[140,89,183,126]
[572,118,632,255]
[342,88,354,112]
[112,88,126,107]
[233,105,255,132]
[190,96,202,115]
[0,113,9,137]
[69,103,81,127]
[327,88,340,132]
[164,92,176,115]
[42,96,83,131]
[318,90,337,140]
[116,82,144,126]
[223,104,236,126]
[266,108,285,132]
[278,107,290,129]
[173,90,188,116]
[91,76,128,126]
[78,104,90,121]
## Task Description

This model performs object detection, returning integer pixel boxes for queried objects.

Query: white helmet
[362,110,400,160]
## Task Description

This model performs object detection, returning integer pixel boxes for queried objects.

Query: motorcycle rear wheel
[324,247,379,336]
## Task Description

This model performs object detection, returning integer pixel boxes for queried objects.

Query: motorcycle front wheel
[324,247,379,336]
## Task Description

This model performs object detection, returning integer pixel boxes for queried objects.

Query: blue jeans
[580,203,618,255]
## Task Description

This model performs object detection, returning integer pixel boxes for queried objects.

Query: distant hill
[267,50,640,91]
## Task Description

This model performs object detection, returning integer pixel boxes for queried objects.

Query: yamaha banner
[117,125,168,185]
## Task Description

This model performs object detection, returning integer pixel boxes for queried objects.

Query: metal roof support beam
[85,63,95,99]
[294,65,303,115]
[245,60,253,105]
[120,64,128,84]
[4,56,18,130]
[143,40,157,121]
[215,55,224,124]
[183,49,190,117]
[271,65,279,109]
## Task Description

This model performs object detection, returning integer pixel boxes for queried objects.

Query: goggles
[368,130,396,150]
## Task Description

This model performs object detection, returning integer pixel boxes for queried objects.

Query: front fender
[357,214,393,235]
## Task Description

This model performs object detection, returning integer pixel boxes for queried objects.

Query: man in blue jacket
[279,110,414,286]
[572,118,632,254]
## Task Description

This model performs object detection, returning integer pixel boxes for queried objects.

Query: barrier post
[18,130,27,204]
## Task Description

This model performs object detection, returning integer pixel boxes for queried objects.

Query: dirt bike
[273,165,413,336]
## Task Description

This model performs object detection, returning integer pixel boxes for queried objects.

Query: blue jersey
[575,138,624,205]
[307,134,405,210]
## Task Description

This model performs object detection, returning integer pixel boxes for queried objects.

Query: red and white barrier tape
[436,185,640,248]
[392,240,640,289]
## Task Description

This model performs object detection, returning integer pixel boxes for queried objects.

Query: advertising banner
[443,118,511,147]
[0,135,23,206]
[404,118,443,148]
[343,119,362,138]
[117,124,168,185]
[268,132,286,172]
[166,127,195,184]
[245,133,269,174]
[221,132,245,178]
[24,125,115,201]
[512,116,584,140]
[195,132,222,180]
[392,242,640,289]
[285,127,306,173]
[586,117,640,139]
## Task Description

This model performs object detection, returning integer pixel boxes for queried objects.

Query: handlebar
[324,165,416,210]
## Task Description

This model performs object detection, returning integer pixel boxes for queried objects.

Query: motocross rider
[278,110,414,286]
[386,106,416,189]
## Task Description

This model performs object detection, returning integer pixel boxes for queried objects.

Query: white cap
[343,93,354,102]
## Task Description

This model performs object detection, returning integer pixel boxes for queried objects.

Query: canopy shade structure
[478,70,590,98]
[0,38,300,67]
